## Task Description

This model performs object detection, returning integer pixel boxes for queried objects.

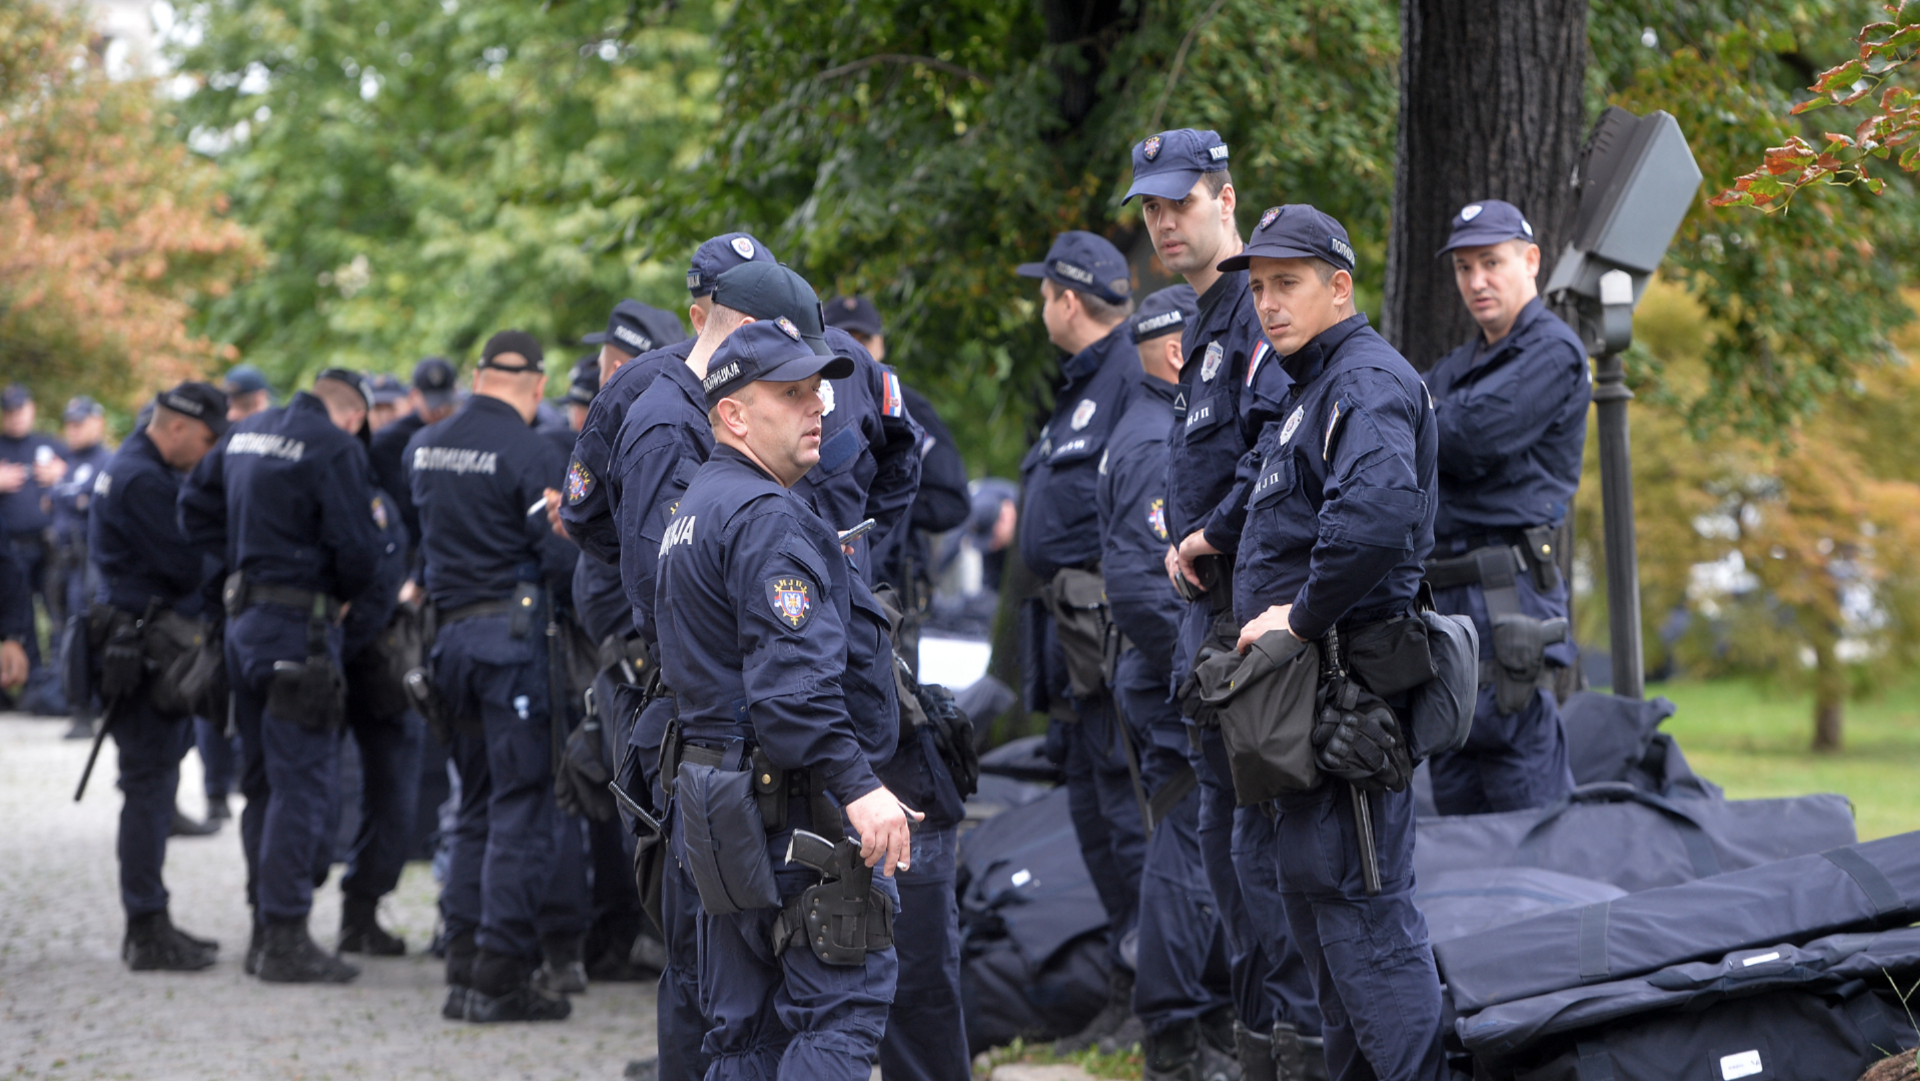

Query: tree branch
[1146,0,1229,135]
[815,53,985,84]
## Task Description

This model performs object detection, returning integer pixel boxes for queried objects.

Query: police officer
[53,397,111,637]
[824,295,972,664]
[0,383,71,715]
[179,368,385,984]
[654,317,914,1081]
[1013,231,1148,1050]
[368,357,460,552]
[1126,128,1321,1076]
[368,375,409,433]
[1421,200,1587,816]
[222,364,275,422]
[607,261,849,1081]
[1098,285,1238,1078]
[1178,205,1447,1080]
[90,381,229,971]
[407,330,576,1023]
[558,242,758,563]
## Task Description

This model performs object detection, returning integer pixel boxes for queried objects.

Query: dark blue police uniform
[405,358,575,1014]
[1096,355,1234,1045]
[1421,252,1588,815]
[178,389,384,937]
[92,425,217,923]
[0,412,71,713]
[52,434,111,632]
[1207,208,1446,1078]
[656,429,901,1081]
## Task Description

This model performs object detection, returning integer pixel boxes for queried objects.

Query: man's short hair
[700,302,753,341]
[1200,169,1231,199]
[1043,278,1134,324]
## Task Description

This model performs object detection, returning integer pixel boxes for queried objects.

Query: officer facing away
[1013,231,1149,1051]
[180,369,385,985]
[89,382,228,971]
[406,330,576,1023]
[1096,285,1240,1079]
[655,318,917,1081]
[1128,127,1322,1077]
[1420,200,1588,816]
[1178,205,1447,1080]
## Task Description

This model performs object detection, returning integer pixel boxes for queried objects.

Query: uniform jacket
[90,429,212,617]
[612,358,713,651]
[0,431,67,536]
[1422,297,1590,540]
[560,339,695,563]
[51,442,112,545]
[1097,375,1183,676]
[1018,323,1143,580]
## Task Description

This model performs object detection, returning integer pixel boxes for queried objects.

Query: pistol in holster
[772,829,895,967]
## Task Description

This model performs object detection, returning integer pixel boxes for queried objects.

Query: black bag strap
[1578,901,1612,982]
[1822,847,1906,917]
[1147,762,1199,830]
[1573,1039,1616,1081]
[1514,782,1721,880]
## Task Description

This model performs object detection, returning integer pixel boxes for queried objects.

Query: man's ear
[1164,336,1186,372]
[1332,268,1355,308]
[716,396,749,437]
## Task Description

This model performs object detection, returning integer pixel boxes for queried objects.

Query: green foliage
[168,0,721,389]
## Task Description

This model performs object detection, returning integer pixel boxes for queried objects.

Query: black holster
[267,597,345,732]
[771,835,895,967]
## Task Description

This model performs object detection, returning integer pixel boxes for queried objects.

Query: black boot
[338,893,405,956]
[123,911,217,972]
[1272,1023,1329,1081]
[256,917,359,984]
[205,795,232,823]
[245,919,264,975]
[1234,1021,1276,1081]
[465,948,571,1023]
[532,932,587,995]
[1053,967,1136,1053]
[1196,1008,1242,1081]
[442,930,477,1021]
[1145,1019,1202,1081]
[169,805,219,838]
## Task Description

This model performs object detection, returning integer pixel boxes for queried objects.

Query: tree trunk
[1811,636,1845,752]
[1037,0,1137,138]
[1384,0,1590,371]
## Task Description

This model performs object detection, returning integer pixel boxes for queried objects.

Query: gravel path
[0,714,656,1080]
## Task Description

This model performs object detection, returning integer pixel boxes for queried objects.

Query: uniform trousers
[878,824,968,1081]
[113,697,196,916]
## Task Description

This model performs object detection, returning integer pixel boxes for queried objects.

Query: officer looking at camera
[1420,200,1588,816]
[1097,285,1240,1079]
[1177,205,1446,1081]
[179,369,385,985]
[1127,127,1321,1076]
[654,317,915,1081]
[406,330,577,1024]
[1013,230,1148,1051]
[90,381,229,972]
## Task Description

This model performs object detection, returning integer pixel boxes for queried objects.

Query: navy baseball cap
[1129,284,1199,343]
[700,319,855,409]
[1123,128,1231,204]
[687,232,776,297]
[0,384,28,412]
[1218,204,1357,275]
[1015,231,1133,304]
[1436,199,1537,256]
[593,299,685,356]
[824,295,883,338]
[479,330,545,373]
[367,375,406,406]
[566,353,600,406]
[223,364,271,396]
[709,262,831,356]
[412,356,458,407]
[63,395,104,423]
[315,367,374,410]
[155,382,230,437]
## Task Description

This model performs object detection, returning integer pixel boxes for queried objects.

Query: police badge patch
[819,380,836,415]
[1143,135,1162,161]
[767,576,815,629]
[564,459,594,505]
[775,316,801,341]
[1460,204,1483,222]
[731,236,756,259]
[1201,341,1223,382]
[1279,405,1305,445]
[1071,399,1097,430]
[371,495,389,531]
[1258,206,1281,232]
[1148,498,1168,542]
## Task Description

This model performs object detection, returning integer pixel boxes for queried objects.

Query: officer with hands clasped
[1013,230,1148,1051]
[405,330,578,1023]
[179,368,385,985]
[1177,205,1447,1081]
[654,317,916,1081]
[1096,285,1239,1080]
[1420,200,1588,816]
[1127,127,1322,1078]
[90,381,229,971]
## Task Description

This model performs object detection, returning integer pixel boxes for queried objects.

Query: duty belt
[440,599,513,624]
[665,727,842,839]
[227,576,340,621]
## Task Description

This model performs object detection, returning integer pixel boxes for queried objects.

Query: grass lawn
[1652,674,1920,841]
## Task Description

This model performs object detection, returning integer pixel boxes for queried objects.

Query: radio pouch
[673,760,780,916]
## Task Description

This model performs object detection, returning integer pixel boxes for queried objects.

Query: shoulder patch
[1147,497,1168,542]
[1245,341,1270,388]
[767,575,816,629]
[371,494,389,531]
[882,371,905,418]
[1325,400,1343,461]
[1201,341,1223,382]
[819,379,836,416]
[564,459,594,505]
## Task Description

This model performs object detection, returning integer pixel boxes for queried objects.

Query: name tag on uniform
[1185,402,1213,430]
[1253,458,1288,499]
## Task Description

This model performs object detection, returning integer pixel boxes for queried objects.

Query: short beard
[1160,229,1220,277]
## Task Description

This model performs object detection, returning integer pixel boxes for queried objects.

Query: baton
[1351,782,1382,896]
[74,695,126,802]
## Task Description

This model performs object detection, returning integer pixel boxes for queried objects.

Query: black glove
[554,722,616,821]
[98,624,147,702]
[1312,677,1412,793]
